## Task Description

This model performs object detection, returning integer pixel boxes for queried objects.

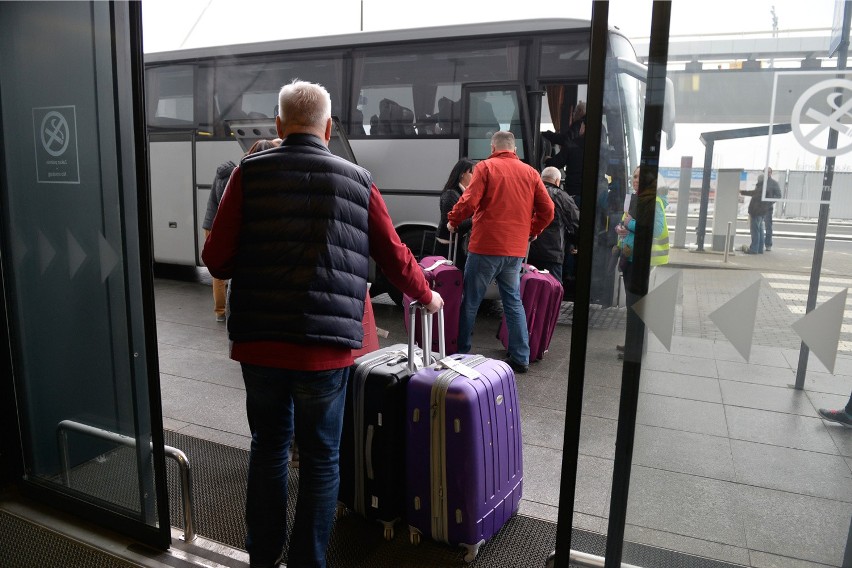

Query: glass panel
[588,3,852,567]
[214,57,342,122]
[146,65,194,127]
[0,1,161,528]
[464,89,525,160]
[351,41,521,137]
[540,35,591,78]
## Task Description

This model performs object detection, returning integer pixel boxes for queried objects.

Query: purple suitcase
[403,233,462,354]
[406,319,523,562]
[497,263,564,361]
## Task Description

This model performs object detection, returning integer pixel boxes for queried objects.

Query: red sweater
[447,151,554,257]
[202,166,431,370]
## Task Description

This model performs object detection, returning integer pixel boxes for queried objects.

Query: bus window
[146,65,194,127]
[463,88,527,161]
[351,41,522,138]
[214,58,342,126]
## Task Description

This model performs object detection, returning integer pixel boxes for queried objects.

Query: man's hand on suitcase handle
[424,290,444,314]
[447,222,456,233]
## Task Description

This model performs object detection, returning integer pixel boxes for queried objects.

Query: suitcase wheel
[409,526,421,545]
[462,542,482,563]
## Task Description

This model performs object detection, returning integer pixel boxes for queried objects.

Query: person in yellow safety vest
[614,167,669,359]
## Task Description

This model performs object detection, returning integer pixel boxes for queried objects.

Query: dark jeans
[749,214,765,254]
[242,363,350,568]
[764,207,774,248]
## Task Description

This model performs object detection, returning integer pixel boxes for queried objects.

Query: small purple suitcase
[406,313,523,562]
[497,263,564,361]
[403,233,462,354]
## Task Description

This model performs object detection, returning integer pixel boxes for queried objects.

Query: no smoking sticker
[32,105,80,184]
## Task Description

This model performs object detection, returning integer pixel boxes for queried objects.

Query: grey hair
[278,79,331,129]
[541,166,562,183]
[491,131,516,151]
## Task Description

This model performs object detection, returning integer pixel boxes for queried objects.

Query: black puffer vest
[228,134,371,349]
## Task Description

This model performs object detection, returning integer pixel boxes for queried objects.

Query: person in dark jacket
[740,174,772,254]
[202,160,236,321]
[203,80,443,568]
[202,140,281,322]
[763,167,782,251]
[436,158,474,269]
[528,166,580,282]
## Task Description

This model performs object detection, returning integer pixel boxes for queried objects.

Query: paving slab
[735,484,852,566]
[725,405,841,454]
[719,380,817,416]
[730,439,852,502]
[632,424,736,482]
[640,369,723,403]
[625,466,748,548]
[636,393,729,437]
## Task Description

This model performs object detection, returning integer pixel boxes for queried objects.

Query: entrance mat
[0,509,140,568]
[164,430,745,568]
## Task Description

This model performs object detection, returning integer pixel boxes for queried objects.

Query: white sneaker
[216,314,226,322]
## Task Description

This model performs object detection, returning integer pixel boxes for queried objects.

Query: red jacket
[448,151,554,257]
[203,167,431,371]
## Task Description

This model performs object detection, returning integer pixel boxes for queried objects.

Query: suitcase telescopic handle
[448,230,458,266]
[407,301,446,372]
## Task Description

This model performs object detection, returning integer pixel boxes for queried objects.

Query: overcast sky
[141,0,835,53]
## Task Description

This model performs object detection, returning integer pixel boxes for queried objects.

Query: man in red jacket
[203,80,442,568]
[447,131,554,373]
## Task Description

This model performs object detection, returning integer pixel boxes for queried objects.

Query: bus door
[459,82,533,163]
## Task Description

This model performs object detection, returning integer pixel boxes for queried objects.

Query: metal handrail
[56,419,196,542]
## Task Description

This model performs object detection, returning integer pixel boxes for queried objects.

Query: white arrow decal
[792,288,848,375]
[37,230,55,274]
[98,234,119,282]
[709,278,762,361]
[67,229,86,278]
[631,270,681,351]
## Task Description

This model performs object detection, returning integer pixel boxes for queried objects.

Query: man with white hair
[203,80,442,568]
[528,166,580,282]
[447,131,554,374]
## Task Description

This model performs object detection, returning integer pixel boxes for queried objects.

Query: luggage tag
[437,356,482,380]
[424,259,452,272]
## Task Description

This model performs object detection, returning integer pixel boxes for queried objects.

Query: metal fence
[657,168,852,220]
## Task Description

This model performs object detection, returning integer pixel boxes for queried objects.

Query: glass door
[0,1,170,548]
[460,82,532,162]
[554,2,852,567]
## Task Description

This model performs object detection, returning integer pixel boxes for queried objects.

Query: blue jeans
[242,364,350,568]
[749,214,765,253]
[459,253,529,365]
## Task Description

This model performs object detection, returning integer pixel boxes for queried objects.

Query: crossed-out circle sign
[40,110,70,157]
[791,78,852,158]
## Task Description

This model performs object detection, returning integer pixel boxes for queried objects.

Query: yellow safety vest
[651,196,669,266]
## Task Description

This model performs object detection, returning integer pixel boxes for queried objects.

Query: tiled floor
[154,260,852,567]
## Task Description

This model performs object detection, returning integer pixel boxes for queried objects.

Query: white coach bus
[144,19,673,304]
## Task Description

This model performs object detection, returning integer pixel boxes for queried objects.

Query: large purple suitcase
[403,233,463,354]
[406,333,523,562]
[339,304,432,539]
[497,263,564,361]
